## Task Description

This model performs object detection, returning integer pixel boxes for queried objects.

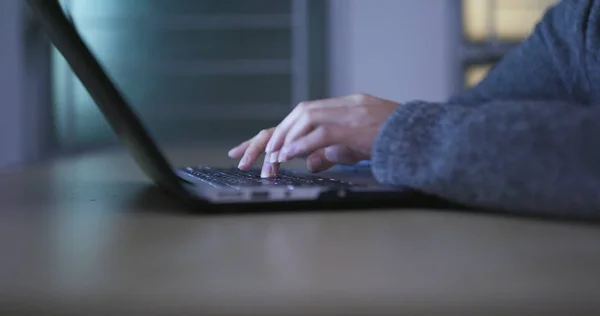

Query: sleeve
[447,0,594,107]
[371,0,600,218]
[371,100,600,218]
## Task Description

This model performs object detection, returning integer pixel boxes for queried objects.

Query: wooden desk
[1,147,600,315]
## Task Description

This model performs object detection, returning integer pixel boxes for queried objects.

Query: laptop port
[251,191,269,200]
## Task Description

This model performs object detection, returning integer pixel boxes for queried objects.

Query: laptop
[26,0,449,210]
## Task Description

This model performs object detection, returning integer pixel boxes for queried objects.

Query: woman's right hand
[228,126,364,178]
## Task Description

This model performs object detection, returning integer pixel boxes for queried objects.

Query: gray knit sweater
[371,0,600,217]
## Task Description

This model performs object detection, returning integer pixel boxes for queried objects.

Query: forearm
[371,100,600,218]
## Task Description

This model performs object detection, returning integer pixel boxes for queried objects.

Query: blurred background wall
[0,0,557,170]
[329,0,459,103]
[0,0,25,169]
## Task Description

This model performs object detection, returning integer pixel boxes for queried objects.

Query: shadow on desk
[126,184,471,216]
[125,184,594,224]
[121,185,600,228]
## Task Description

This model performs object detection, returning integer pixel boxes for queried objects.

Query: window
[459,0,557,88]
[52,0,327,150]
[464,63,493,88]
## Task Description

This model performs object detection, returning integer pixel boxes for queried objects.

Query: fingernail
[261,164,273,178]
[269,152,278,163]
[278,146,293,162]
[238,156,248,168]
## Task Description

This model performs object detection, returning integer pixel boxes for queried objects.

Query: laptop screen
[25,0,184,191]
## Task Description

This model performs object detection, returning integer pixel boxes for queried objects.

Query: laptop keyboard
[183,167,355,189]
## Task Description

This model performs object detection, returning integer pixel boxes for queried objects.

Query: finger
[279,126,345,162]
[267,151,280,163]
[228,139,253,158]
[323,145,364,165]
[238,129,273,170]
[264,103,306,153]
[260,156,279,178]
[261,151,279,178]
[283,106,347,147]
[306,149,335,173]
[306,146,363,173]
[266,97,351,154]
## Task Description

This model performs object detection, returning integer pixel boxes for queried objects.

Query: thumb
[306,145,362,173]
